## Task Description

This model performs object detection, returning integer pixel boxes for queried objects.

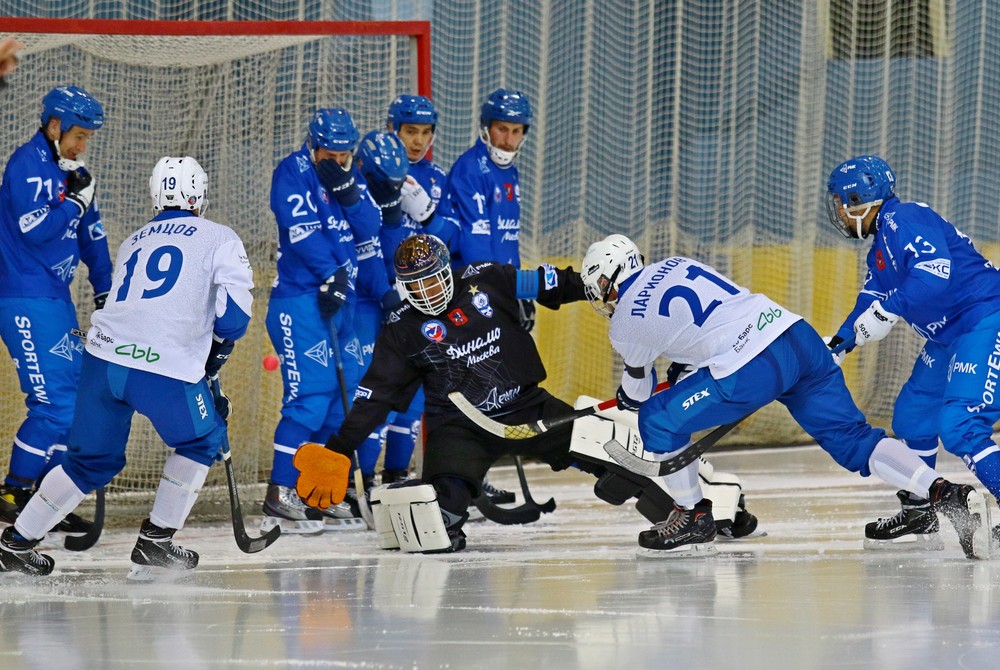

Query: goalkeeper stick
[449,381,672,440]
[210,377,282,553]
[326,319,376,530]
[603,337,857,476]
[473,456,557,524]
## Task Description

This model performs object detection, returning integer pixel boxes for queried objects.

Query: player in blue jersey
[826,155,1000,550]
[262,108,391,533]
[0,156,254,577]
[581,234,990,559]
[0,86,112,535]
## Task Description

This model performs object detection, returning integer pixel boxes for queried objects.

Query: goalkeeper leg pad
[372,482,452,553]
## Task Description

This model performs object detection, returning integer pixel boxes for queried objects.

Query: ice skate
[0,485,94,536]
[864,490,944,551]
[319,495,366,532]
[928,479,990,559]
[716,494,763,540]
[127,519,199,581]
[636,499,718,558]
[260,483,325,535]
[0,526,54,576]
[481,477,515,505]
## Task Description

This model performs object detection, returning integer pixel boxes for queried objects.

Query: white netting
[0,22,428,521]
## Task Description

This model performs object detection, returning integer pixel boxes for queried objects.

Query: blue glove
[616,385,644,411]
[318,266,350,320]
[316,159,361,208]
[366,178,404,228]
[666,361,695,385]
[65,166,95,217]
[208,376,233,422]
[205,336,236,378]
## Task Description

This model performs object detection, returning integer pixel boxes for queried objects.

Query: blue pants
[892,311,1000,498]
[354,297,423,478]
[639,320,882,475]
[62,352,226,492]
[0,297,83,486]
[265,294,362,488]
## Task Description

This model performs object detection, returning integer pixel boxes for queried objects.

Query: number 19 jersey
[611,257,801,379]
[87,210,254,383]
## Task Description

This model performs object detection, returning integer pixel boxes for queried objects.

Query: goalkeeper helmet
[150,156,208,213]
[394,234,454,316]
[357,131,409,188]
[387,95,438,131]
[581,234,644,318]
[826,155,895,239]
[40,86,104,131]
[309,108,360,152]
[479,88,532,167]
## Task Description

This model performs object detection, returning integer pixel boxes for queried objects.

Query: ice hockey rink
[2,445,998,670]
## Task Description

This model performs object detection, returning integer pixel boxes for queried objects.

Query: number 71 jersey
[610,256,802,379]
[86,210,254,383]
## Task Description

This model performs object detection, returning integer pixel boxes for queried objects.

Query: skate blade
[863,533,945,551]
[635,541,719,559]
[967,490,991,560]
[126,563,195,583]
[466,507,486,523]
[259,516,325,536]
[717,529,768,541]
[323,517,367,532]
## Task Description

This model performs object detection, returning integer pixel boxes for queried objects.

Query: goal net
[0,18,430,522]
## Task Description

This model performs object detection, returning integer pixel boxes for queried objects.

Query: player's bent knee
[371,482,452,553]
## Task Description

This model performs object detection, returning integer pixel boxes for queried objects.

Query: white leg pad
[569,396,742,523]
[15,465,87,541]
[150,453,210,531]
[370,486,400,550]
[371,484,451,553]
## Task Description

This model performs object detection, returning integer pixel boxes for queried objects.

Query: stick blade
[603,439,662,477]
[64,488,105,552]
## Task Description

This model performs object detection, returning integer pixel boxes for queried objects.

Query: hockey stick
[63,487,104,551]
[210,377,282,553]
[472,456,557,525]
[326,318,376,530]
[449,380,673,440]
[603,337,857,477]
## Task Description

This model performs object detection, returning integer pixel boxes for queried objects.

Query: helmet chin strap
[845,201,881,239]
[480,127,520,167]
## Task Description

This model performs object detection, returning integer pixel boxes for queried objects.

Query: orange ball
[263,354,280,371]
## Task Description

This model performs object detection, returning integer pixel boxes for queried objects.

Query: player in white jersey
[0,157,254,578]
[581,234,990,559]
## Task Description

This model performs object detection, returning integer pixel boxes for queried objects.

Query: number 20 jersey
[86,210,254,383]
[611,256,802,380]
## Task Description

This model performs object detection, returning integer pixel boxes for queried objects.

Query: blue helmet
[356,131,409,187]
[40,86,104,131]
[826,155,896,238]
[309,108,359,152]
[387,95,438,131]
[479,88,532,130]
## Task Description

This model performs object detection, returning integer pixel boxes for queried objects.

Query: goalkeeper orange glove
[293,442,351,509]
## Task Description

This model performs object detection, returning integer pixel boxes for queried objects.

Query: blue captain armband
[515,269,539,299]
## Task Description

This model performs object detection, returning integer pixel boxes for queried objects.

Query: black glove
[381,288,403,320]
[666,361,695,385]
[209,376,233,422]
[65,166,95,217]
[316,159,361,208]
[205,336,236,379]
[366,178,404,228]
[615,385,644,411]
[318,267,350,320]
[93,292,108,310]
[518,299,536,332]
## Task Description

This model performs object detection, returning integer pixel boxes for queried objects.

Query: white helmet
[150,156,208,213]
[581,234,644,318]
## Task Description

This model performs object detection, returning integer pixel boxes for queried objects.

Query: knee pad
[569,396,743,525]
[371,481,453,553]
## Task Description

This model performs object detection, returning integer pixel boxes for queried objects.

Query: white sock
[149,453,209,530]
[657,443,703,508]
[14,466,87,541]
[868,437,939,498]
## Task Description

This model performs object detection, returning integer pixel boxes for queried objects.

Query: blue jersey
[836,198,1000,345]
[0,131,112,300]
[443,138,521,267]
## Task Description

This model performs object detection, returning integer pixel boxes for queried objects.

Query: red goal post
[0,18,431,522]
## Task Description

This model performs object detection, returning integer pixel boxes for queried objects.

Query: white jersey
[87,212,254,383]
[611,256,801,382]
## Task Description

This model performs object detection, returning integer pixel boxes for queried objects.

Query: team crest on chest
[422,320,447,342]
[471,291,493,318]
[448,308,468,326]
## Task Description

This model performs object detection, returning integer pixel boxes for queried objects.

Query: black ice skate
[481,477,515,505]
[260,483,325,535]
[928,479,990,559]
[864,490,943,551]
[637,499,718,558]
[0,526,54,576]
[127,519,199,581]
[0,485,93,536]
[716,494,761,539]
